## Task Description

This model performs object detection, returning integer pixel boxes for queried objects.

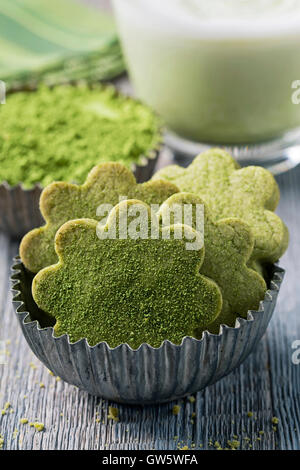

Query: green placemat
[0,0,125,90]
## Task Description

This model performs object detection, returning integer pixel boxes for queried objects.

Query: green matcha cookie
[158,193,267,333]
[32,200,222,349]
[153,149,289,265]
[20,162,179,273]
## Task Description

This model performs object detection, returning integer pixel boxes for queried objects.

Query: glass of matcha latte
[113,0,300,171]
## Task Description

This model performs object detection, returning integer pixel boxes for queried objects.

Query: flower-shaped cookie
[20,162,179,273]
[153,149,289,264]
[32,200,222,349]
[158,193,267,333]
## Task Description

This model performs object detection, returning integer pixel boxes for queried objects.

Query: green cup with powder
[0,84,162,237]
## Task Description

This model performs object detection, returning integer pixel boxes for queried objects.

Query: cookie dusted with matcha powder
[32,200,222,349]
[0,84,161,188]
[153,148,289,265]
[20,162,179,273]
[158,193,267,333]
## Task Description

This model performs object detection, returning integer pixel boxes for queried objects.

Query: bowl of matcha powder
[0,84,162,238]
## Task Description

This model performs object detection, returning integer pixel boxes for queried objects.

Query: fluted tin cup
[11,258,284,404]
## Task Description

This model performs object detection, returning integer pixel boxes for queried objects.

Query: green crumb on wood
[172,405,181,416]
[188,396,196,403]
[247,411,253,418]
[34,422,44,432]
[214,441,223,450]
[0,435,4,449]
[12,429,18,439]
[20,418,28,425]
[108,407,119,422]
[227,440,240,450]
[30,422,44,432]
[179,446,189,450]
[0,84,162,189]
[1,402,11,415]
[272,417,279,425]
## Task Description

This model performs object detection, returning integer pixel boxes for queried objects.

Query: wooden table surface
[0,0,300,452]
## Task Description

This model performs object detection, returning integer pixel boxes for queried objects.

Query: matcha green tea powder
[0,85,161,188]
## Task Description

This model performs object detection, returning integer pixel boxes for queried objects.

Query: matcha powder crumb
[29,422,45,432]
[227,439,240,450]
[34,422,44,432]
[188,396,196,403]
[0,84,161,188]
[107,407,119,422]
[20,418,28,424]
[172,405,181,416]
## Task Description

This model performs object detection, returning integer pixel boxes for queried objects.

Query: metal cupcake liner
[11,257,284,405]
[0,150,159,240]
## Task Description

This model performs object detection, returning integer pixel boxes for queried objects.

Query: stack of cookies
[20,149,288,349]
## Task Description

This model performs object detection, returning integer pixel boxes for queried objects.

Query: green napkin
[0,0,125,90]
